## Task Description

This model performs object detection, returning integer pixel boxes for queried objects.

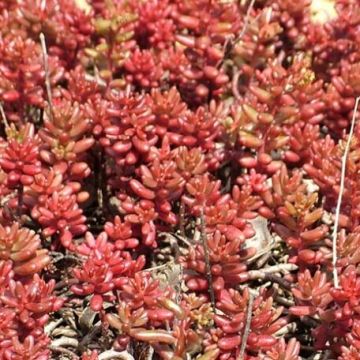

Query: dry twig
[98,350,135,360]
[141,261,175,273]
[237,0,257,42]
[200,209,216,313]
[232,69,242,100]
[332,96,360,288]
[247,263,298,281]
[40,33,54,118]
[45,318,64,335]
[263,273,293,291]
[51,336,79,348]
[78,325,102,352]
[51,251,81,265]
[0,102,9,129]
[218,0,257,71]
[179,201,186,237]
[238,290,255,360]
[49,345,79,360]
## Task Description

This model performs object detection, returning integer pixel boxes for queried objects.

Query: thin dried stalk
[332,96,360,288]
[51,336,79,348]
[141,261,175,273]
[232,69,242,100]
[219,0,257,69]
[85,73,107,88]
[275,295,294,307]
[50,251,81,264]
[78,325,102,352]
[200,209,216,313]
[255,252,271,268]
[0,102,9,129]
[263,273,292,291]
[274,322,297,336]
[146,346,154,360]
[236,0,256,42]
[39,33,54,119]
[49,345,79,360]
[98,350,135,360]
[179,201,186,237]
[247,264,298,280]
[238,290,255,360]
[44,318,64,335]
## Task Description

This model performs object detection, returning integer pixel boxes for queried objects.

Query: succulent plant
[0,0,359,359]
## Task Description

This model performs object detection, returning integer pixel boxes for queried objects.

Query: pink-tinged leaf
[90,294,104,311]
[129,179,155,200]
[218,335,241,350]
[73,138,95,153]
[129,329,176,344]
[13,253,50,276]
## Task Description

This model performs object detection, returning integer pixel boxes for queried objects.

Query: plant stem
[49,345,79,360]
[0,102,9,130]
[238,290,255,360]
[332,96,360,288]
[237,0,257,41]
[40,33,54,120]
[179,201,185,237]
[200,209,216,313]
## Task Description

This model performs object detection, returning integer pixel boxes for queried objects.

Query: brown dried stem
[0,102,9,130]
[78,325,102,353]
[247,264,298,280]
[39,33,54,119]
[98,350,135,360]
[200,209,216,313]
[179,201,186,237]
[237,0,257,42]
[332,96,360,288]
[49,345,79,360]
[238,290,255,360]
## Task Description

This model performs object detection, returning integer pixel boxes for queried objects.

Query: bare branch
[45,318,64,335]
[232,69,242,100]
[275,295,294,307]
[159,232,193,247]
[49,345,79,360]
[218,0,257,70]
[98,350,135,360]
[238,290,255,360]
[200,209,216,313]
[263,273,293,291]
[50,252,81,264]
[247,264,298,281]
[78,325,102,353]
[141,261,175,273]
[39,33,54,119]
[145,346,154,360]
[236,0,257,42]
[179,201,186,237]
[274,322,297,336]
[332,96,360,288]
[254,252,271,269]
[0,102,9,129]
[51,337,79,348]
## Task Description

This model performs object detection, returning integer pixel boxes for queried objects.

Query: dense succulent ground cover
[0,0,360,359]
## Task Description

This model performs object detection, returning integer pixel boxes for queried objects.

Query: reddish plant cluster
[0,0,359,359]
[0,225,63,359]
